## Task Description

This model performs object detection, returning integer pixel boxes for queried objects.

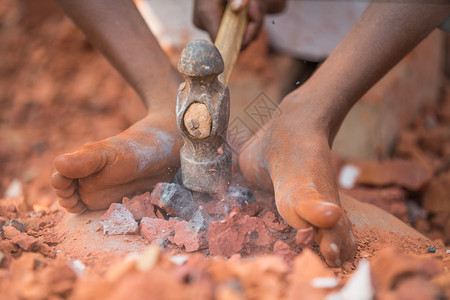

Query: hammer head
[176,40,231,194]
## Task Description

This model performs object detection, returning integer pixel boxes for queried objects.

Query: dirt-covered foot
[51,111,182,213]
[239,92,357,267]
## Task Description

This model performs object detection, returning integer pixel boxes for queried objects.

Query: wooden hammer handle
[214,4,248,85]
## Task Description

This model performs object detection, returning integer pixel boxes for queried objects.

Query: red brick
[295,227,315,249]
[12,233,40,252]
[140,217,178,243]
[261,211,289,232]
[3,225,21,240]
[355,159,433,191]
[209,214,273,257]
[423,171,450,214]
[273,240,296,264]
[150,183,196,220]
[100,203,138,235]
[172,221,208,252]
[342,187,409,222]
[122,192,157,221]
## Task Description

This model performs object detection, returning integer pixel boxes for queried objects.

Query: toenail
[330,243,339,253]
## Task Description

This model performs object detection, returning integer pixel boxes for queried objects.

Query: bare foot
[239,92,357,267]
[51,111,182,213]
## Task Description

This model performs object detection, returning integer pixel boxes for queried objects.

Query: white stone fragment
[311,277,339,289]
[339,165,360,189]
[68,259,86,276]
[5,179,23,199]
[169,254,189,266]
[326,259,374,300]
[100,203,138,235]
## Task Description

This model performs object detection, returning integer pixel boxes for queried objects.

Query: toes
[54,144,108,179]
[58,190,87,214]
[275,185,342,229]
[319,229,342,267]
[55,180,78,198]
[50,172,73,189]
[58,191,80,209]
[295,195,343,228]
[316,218,357,267]
[66,200,87,214]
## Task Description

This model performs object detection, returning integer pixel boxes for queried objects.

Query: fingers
[193,0,264,49]
[230,0,249,11]
[193,0,224,42]
[242,0,264,48]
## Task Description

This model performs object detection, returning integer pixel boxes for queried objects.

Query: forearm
[298,1,449,141]
[55,0,181,110]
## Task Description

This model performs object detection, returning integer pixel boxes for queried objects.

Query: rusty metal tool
[176,4,247,194]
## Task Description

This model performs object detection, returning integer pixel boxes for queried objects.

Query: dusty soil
[1,1,450,299]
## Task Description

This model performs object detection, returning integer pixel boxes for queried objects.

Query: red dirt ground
[1,1,449,299]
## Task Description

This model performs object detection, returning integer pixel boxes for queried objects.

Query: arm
[294,0,450,142]
[54,0,181,110]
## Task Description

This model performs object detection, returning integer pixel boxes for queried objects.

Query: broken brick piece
[122,192,157,221]
[225,185,256,206]
[355,159,433,191]
[261,211,290,232]
[3,225,21,240]
[173,220,208,252]
[209,214,274,257]
[295,227,315,249]
[100,203,138,235]
[12,233,40,252]
[140,217,178,243]
[273,240,296,264]
[150,183,196,220]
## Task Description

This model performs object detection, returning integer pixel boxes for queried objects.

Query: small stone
[5,220,26,232]
[173,220,208,252]
[39,243,55,258]
[273,240,296,264]
[310,277,339,289]
[172,207,210,252]
[12,233,40,252]
[122,192,157,221]
[295,227,315,249]
[140,217,178,243]
[327,260,373,300]
[225,185,256,206]
[150,183,196,220]
[427,247,437,253]
[169,255,188,265]
[209,214,273,257]
[3,225,21,240]
[100,203,138,235]
[286,249,336,299]
[261,211,289,232]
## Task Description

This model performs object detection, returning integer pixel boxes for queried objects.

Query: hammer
[176,5,248,194]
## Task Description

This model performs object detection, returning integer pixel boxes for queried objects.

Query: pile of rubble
[99,182,303,257]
